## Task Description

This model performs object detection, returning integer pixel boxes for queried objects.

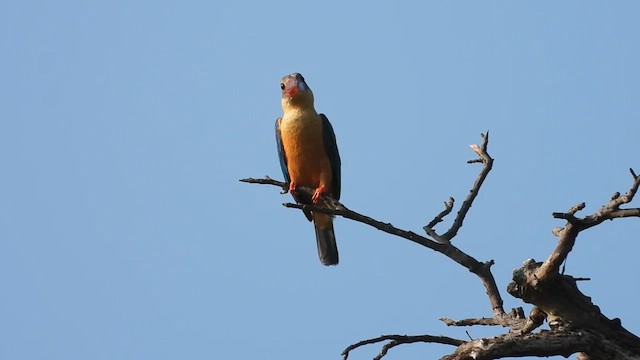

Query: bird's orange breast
[279,110,333,191]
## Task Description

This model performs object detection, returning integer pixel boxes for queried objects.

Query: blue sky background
[2,1,639,359]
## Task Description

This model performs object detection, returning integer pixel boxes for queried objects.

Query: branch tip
[568,202,586,215]
[481,130,490,150]
[425,197,455,229]
[486,259,495,267]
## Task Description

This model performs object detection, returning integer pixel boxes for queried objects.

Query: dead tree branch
[241,135,640,359]
[439,131,493,241]
[242,133,518,329]
[275,197,513,326]
[341,334,464,360]
[505,168,640,358]
[542,168,640,279]
[441,331,637,360]
[440,317,501,327]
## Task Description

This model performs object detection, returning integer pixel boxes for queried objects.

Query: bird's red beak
[283,79,300,97]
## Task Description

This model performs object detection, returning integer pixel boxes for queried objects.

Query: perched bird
[275,73,342,266]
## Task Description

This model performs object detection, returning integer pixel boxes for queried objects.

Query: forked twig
[341,334,464,360]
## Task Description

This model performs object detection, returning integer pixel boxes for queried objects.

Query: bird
[275,73,342,266]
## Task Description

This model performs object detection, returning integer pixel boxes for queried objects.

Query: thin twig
[342,334,464,360]
[420,132,508,321]
[426,197,454,229]
[440,132,493,241]
[239,176,287,192]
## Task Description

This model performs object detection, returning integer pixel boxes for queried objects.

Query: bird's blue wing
[320,114,341,200]
[275,118,291,184]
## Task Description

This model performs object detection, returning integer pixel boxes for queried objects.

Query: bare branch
[344,330,638,360]
[440,317,500,327]
[536,223,579,282]
[441,330,598,360]
[240,177,341,208]
[568,203,586,215]
[467,130,490,164]
[241,141,640,359]
[239,176,287,193]
[243,133,510,329]
[437,132,494,242]
[425,197,454,230]
[283,201,511,323]
[515,307,547,335]
[539,169,640,280]
[421,132,510,323]
[508,260,640,358]
[551,212,580,223]
[342,334,464,360]
[284,202,436,249]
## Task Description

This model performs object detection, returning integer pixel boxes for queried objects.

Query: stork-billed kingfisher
[275,73,342,266]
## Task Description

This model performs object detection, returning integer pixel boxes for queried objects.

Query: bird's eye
[280,83,285,90]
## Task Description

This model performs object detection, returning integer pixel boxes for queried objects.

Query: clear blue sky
[2,1,639,359]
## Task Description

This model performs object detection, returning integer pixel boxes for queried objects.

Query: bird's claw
[312,186,326,204]
[288,181,297,195]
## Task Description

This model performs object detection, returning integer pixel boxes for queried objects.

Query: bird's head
[280,73,314,110]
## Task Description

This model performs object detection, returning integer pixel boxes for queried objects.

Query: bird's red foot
[288,181,297,195]
[312,185,326,204]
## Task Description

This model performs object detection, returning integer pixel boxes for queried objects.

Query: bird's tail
[314,218,339,266]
